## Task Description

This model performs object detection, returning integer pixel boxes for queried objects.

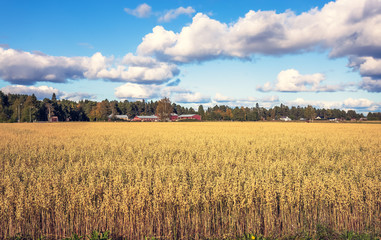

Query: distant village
[110,114,368,123]
[107,113,201,122]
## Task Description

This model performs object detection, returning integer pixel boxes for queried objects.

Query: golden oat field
[0,122,380,239]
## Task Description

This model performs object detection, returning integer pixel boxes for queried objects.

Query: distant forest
[0,91,380,122]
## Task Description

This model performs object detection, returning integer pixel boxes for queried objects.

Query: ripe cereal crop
[0,122,380,239]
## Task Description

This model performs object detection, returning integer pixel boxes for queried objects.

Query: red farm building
[131,115,158,122]
[170,113,178,121]
[178,114,202,121]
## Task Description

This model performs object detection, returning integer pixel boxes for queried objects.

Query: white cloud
[114,82,160,100]
[137,26,178,57]
[173,92,210,103]
[343,98,374,108]
[0,48,179,85]
[287,97,380,112]
[114,81,206,103]
[95,63,179,84]
[348,56,381,92]
[124,3,152,18]
[214,93,235,102]
[122,53,158,67]
[360,77,381,92]
[1,85,61,99]
[138,13,230,62]
[135,0,381,91]
[348,56,381,78]
[159,6,196,22]
[257,69,352,92]
[60,92,97,101]
[1,85,95,101]
[275,69,325,92]
[0,47,90,84]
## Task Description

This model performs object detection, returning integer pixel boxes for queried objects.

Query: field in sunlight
[0,122,380,239]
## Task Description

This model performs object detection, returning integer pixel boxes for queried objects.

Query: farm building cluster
[108,114,202,122]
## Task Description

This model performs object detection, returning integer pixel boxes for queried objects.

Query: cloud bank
[1,85,96,101]
[138,0,381,62]
[114,82,209,103]
[0,48,179,85]
[288,97,380,112]
[257,69,354,92]
[135,0,381,92]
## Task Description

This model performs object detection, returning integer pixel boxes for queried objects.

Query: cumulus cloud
[360,77,381,92]
[173,92,210,103]
[159,6,196,22]
[95,62,179,84]
[0,47,91,85]
[0,48,179,85]
[348,56,381,92]
[134,0,381,91]
[1,85,95,101]
[343,98,374,108]
[124,3,152,18]
[114,81,204,102]
[114,82,160,100]
[348,56,381,79]
[113,80,208,103]
[138,0,381,62]
[257,69,351,92]
[92,53,179,83]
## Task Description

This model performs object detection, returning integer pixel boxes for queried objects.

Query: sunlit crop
[0,122,380,239]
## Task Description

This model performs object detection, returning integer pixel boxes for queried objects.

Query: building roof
[179,114,199,117]
[136,115,158,119]
[108,114,128,117]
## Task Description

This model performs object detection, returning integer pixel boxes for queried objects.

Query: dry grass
[0,122,380,239]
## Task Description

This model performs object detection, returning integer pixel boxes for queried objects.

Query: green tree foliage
[198,105,205,119]
[305,105,316,121]
[367,112,381,120]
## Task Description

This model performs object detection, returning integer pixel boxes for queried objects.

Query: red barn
[131,115,158,122]
[170,113,178,121]
[49,116,59,122]
[178,114,201,121]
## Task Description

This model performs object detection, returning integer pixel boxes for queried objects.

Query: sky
[0,0,381,112]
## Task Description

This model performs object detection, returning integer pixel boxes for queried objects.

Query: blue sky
[0,0,380,112]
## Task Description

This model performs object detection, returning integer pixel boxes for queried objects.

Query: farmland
[0,122,380,239]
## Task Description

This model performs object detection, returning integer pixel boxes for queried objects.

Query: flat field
[0,122,380,239]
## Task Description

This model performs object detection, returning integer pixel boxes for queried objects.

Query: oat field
[0,122,380,239]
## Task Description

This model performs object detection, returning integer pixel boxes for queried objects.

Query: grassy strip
[5,226,381,240]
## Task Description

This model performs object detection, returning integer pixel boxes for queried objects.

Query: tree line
[0,91,380,122]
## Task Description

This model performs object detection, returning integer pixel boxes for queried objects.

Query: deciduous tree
[156,97,172,121]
